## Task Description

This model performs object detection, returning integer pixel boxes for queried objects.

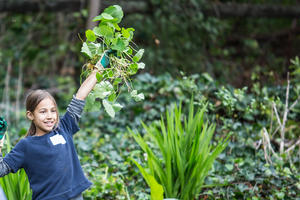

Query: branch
[288,95,300,111]
[280,73,290,154]
[285,138,300,153]
[262,128,280,163]
[272,102,282,127]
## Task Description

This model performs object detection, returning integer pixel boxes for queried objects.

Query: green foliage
[3,71,298,199]
[129,100,230,200]
[83,166,130,200]
[72,71,299,199]
[0,169,32,200]
[131,159,164,200]
[81,5,145,118]
[1,1,299,199]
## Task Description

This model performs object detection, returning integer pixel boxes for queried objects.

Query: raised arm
[76,50,113,100]
[75,70,98,101]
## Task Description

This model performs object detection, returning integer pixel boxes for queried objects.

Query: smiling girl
[0,69,100,200]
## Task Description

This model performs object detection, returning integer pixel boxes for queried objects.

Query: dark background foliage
[0,0,299,199]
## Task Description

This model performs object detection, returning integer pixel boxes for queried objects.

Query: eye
[51,110,56,113]
[40,111,46,113]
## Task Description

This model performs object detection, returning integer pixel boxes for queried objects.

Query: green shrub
[129,99,230,200]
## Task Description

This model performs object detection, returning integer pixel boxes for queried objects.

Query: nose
[46,111,54,119]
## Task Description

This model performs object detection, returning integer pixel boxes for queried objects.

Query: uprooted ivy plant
[80,5,145,118]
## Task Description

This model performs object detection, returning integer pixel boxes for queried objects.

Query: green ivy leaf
[81,42,92,58]
[138,62,145,69]
[81,42,102,59]
[93,81,113,99]
[92,43,102,55]
[202,72,214,82]
[103,5,124,23]
[101,13,114,20]
[86,30,96,42]
[133,49,144,62]
[275,192,285,199]
[103,69,114,79]
[105,22,117,32]
[113,23,121,31]
[103,99,115,118]
[96,72,103,82]
[113,78,122,86]
[108,92,116,102]
[93,15,103,22]
[225,164,233,171]
[98,25,114,38]
[127,28,135,40]
[129,63,138,75]
[93,27,101,37]
[112,103,123,112]
[125,47,133,55]
[131,90,145,102]
[111,38,127,51]
[85,93,101,112]
[121,28,130,38]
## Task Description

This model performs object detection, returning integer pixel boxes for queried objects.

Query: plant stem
[280,73,290,155]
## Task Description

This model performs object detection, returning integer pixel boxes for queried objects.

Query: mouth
[44,121,55,128]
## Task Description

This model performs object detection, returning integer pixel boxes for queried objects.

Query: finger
[0,141,3,148]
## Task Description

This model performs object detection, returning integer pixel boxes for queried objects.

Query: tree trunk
[86,0,101,30]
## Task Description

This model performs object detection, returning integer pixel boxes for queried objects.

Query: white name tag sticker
[50,134,66,145]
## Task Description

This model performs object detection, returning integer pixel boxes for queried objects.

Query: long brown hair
[25,89,59,137]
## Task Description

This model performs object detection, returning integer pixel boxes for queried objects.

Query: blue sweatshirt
[3,97,92,200]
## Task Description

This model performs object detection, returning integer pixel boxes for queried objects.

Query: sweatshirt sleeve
[66,95,86,123]
[59,95,85,136]
[0,156,11,177]
[3,139,26,173]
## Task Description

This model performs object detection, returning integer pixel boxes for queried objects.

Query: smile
[44,121,54,127]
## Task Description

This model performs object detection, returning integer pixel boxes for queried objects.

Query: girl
[0,68,100,200]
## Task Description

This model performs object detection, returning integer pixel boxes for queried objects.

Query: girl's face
[26,98,58,136]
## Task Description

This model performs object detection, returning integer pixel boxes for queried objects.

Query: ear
[26,111,34,121]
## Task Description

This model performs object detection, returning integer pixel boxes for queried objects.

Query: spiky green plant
[129,100,230,200]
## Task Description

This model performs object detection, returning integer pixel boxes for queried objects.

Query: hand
[95,50,117,69]
[0,135,5,154]
[0,117,7,140]
[0,117,7,154]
